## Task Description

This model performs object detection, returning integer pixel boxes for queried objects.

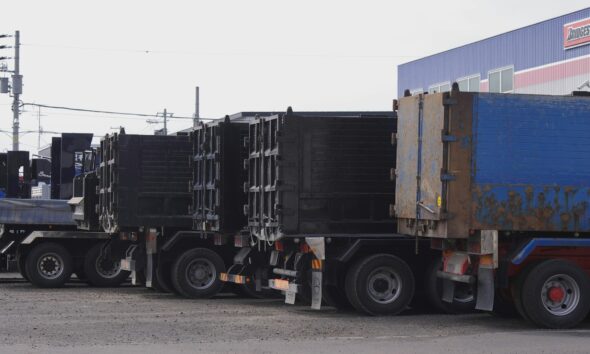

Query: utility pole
[146,109,172,135]
[163,108,167,135]
[12,30,21,151]
[194,86,200,128]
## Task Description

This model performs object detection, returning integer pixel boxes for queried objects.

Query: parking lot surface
[0,274,589,353]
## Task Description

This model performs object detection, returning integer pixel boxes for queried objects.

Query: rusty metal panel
[418,94,445,221]
[397,91,590,238]
[394,95,419,221]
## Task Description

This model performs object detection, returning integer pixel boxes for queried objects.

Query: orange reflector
[311,259,323,270]
[220,273,229,282]
[273,279,290,291]
[234,275,245,284]
[275,241,284,252]
[300,243,311,253]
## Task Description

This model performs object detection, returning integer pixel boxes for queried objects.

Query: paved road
[0,274,589,353]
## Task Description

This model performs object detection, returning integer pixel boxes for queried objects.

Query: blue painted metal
[472,93,590,232]
[512,238,590,265]
[0,199,76,225]
[398,7,590,97]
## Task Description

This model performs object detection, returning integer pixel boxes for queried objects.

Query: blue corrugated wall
[472,94,590,232]
[397,8,590,97]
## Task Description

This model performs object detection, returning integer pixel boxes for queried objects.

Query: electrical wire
[22,42,419,59]
[23,102,211,120]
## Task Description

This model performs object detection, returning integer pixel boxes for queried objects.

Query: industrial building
[397,7,590,97]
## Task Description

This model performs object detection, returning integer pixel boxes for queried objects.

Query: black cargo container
[0,153,7,193]
[6,151,31,198]
[192,117,249,234]
[246,109,397,240]
[98,133,193,233]
[31,158,51,186]
[50,133,93,199]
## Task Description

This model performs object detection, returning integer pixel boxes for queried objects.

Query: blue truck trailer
[394,88,590,328]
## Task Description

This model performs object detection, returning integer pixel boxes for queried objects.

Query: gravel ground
[1,274,589,353]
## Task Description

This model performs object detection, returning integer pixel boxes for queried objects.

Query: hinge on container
[390,168,397,181]
[441,134,457,142]
[440,172,456,181]
[443,93,457,106]
[391,132,397,146]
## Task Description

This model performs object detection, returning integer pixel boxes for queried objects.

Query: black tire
[491,287,517,317]
[151,261,174,293]
[520,259,590,329]
[171,248,225,299]
[511,261,541,324]
[323,284,352,310]
[344,254,415,316]
[84,243,130,287]
[322,265,352,310]
[16,252,29,281]
[424,257,476,314]
[25,242,73,288]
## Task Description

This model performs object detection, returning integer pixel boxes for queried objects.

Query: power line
[22,102,214,120]
[21,42,420,59]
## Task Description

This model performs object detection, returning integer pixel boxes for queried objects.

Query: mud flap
[285,290,296,305]
[311,270,322,310]
[475,266,494,311]
[441,278,455,303]
[145,228,157,289]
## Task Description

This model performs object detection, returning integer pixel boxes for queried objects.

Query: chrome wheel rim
[186,259,216,290]
[37,253,64,279]
[541,274,580,317]
[367,266,401,304]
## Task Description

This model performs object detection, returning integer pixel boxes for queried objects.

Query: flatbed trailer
[221,109,475,314]
[394,88,590,328]
[0,198,130,287]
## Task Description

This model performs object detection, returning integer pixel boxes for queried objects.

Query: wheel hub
[186,259,215,290]
[548,286,565,302]
[541,274,580,316]
[38,253,64,279]
[367,266,401,304]
[96,255,121,278]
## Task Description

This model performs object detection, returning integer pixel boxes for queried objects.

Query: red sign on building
[564,17,590,49]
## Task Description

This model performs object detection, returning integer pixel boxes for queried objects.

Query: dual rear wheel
[21,242,130,288]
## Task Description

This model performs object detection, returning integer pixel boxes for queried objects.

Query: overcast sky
[0,0,588,152]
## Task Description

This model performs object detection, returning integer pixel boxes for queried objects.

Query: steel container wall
[98,134,193,233]
[396,91,590,238]
[247,110,397,241]
[192,118,249,234]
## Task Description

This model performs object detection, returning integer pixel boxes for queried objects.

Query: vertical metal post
[163,108,167,136]
[12,30,20,151]
[37,107,41,151]
[194,86,200,128]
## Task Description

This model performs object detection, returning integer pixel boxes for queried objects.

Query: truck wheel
[424,257,476,314]
[25,242,73,288]
[491,288,517,317]
[17,252,29,281]
[510,261,540,324]
[520,260,590,329]
[345,254,414,316]
[171,248,225,299]
[151,261,175,293]
[84,243,130,287]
